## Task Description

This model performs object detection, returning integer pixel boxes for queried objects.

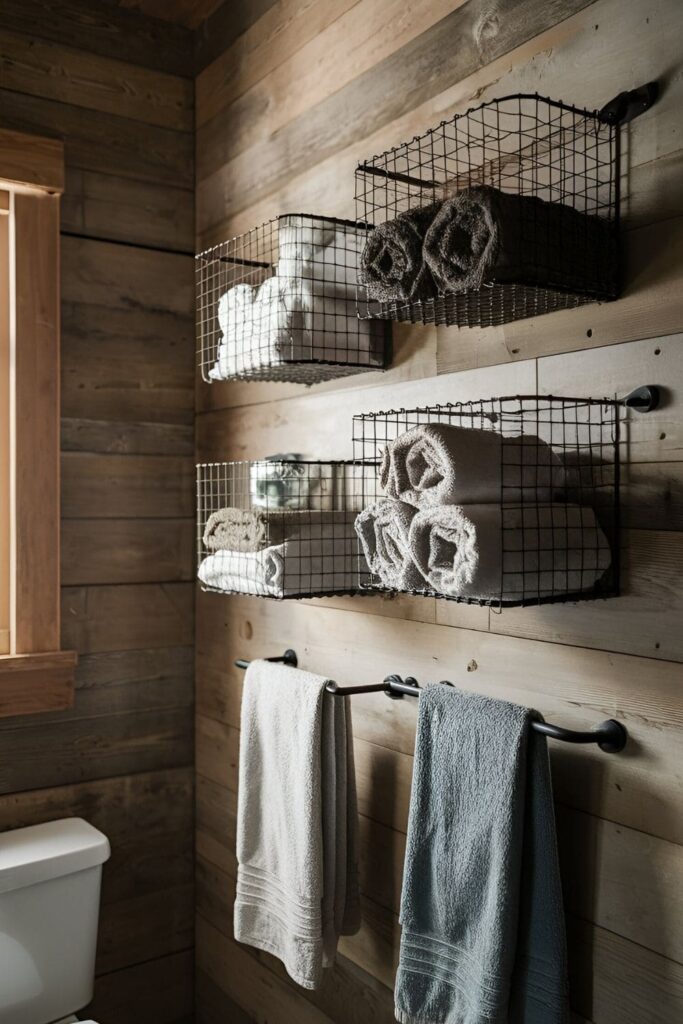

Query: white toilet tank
[0,818,110,1024]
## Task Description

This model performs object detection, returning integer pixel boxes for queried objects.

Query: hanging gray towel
[395,685,569,1024]
[360,204,439,303]
[234,659,360,989]
[422,185,617,295]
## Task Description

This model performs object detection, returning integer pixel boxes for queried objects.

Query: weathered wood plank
[61,453,194,518]
[0,706,193,794]
[62,169,193,253]
[62,235,193,316]
[196,0,596,219]
[0,88,193,188]
[61,302,194,427]
[61,418,194,456]
[195,0,278,73]
[62,517,194,585]
[89,951,194,1024]
[97,883,194,974]
[0,29,193,130]
[0,0,193,77]
[61,582,194,653]
[197,967,255,1024]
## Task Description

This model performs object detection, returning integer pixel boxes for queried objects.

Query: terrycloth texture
[197,512,366,597]
[360,205,439,303]
[380,424,561,508]
[423,185,616,294]
[209,274,385,380]
[409,503,611,602]
[234,661,360,989]
[202,507,283,553]
[277,215,364,292]
[354,498,426,590]
[395,685,569,1024]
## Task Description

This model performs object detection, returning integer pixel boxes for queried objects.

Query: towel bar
[234,650,627,753]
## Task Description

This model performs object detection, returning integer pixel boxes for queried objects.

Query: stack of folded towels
[354,422,611,602]
[198,506,364,597]
[360,184,617,305]
[209,215,386,379]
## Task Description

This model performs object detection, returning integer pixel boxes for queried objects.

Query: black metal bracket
[234,651,628,754]
[622,385,660,413]
[599,82,659,125]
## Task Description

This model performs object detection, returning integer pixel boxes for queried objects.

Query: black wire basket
[352,395,620,607]
[196,459,372,599]
[196,214,391,384]
[355,94,620,328]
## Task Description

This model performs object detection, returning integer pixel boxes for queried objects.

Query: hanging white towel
[234,660,360,989]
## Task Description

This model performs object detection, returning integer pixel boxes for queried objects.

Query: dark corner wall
[0,2,196,1021]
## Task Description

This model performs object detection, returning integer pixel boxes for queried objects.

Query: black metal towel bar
[234,650,627,754]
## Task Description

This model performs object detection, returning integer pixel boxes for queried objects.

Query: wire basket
[196,459,373,599]
[355,94,619,328]
[197,214,391,384]
[352,395,620,607]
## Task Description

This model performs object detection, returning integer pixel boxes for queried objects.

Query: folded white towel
[235,660,360,989]
[354,498,426,590]
[209,274,385,380]
[380,424,562,507]
[409,503,611,602]
[277,215,364,293]
[197,512,364,597]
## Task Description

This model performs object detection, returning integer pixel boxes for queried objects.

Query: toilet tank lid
[0,818,111,894]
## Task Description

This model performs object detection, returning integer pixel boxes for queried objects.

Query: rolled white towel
[380,424,562,507]
[354,499,426,590]
[210,277,282,378]
[409,503,611,602]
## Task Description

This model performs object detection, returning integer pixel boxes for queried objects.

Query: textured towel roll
[395,685,569,1024]
[423,184,616,294]
[235,660,360,989]
[380,423,561,508]
[409,503,611,602]
[198,512,366,597]
[360,205,439,303]
[203,507,284,553]
[354,499,426,590]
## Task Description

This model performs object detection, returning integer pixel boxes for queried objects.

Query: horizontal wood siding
[195,1,683,1022]
[0,4,195,1021]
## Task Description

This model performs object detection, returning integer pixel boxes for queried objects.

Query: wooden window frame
[0,128,76,717]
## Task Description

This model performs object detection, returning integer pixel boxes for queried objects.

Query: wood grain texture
[1,7,195,1014]
[0,0,193,77]
[0,126,64,192]
[0,29,194,130]
[118,0,225,30]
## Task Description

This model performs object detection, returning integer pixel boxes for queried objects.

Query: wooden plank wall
[194,1,683,1022]
[0,3,195,1021]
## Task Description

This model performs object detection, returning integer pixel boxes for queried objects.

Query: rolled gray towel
[354,499,426,590]
[360,205,439,303]
[409,503,611,602]
[380,423,562,508]
[423,185,616,294]
[203,507,284,553]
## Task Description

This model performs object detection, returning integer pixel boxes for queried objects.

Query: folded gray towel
[409,503,611,602]
[395,685,569,1024]
[203,507,282,553]
[354,498,426,590]
[423,185,616,294]
[380,424,560,508]
[235,660,361,989]
[360,205,439,303]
